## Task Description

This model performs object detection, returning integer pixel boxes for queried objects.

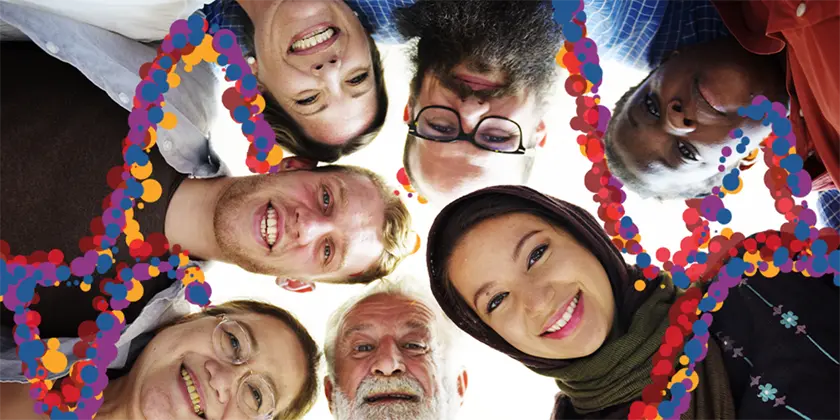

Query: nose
[205,359,247,406]
[456,96,491,133]
[293,208,333,245]
[370,338,406,377]
[665,99,696,135]
[311,55,341,73]
[522,283,556,320]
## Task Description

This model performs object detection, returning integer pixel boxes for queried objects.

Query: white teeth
[545,294,580,334]
[262,206,279,247]
[181,367,204,416]
[291,27,335,51]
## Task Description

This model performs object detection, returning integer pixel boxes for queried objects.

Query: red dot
[393,190,400,196]
[656,247,670,262]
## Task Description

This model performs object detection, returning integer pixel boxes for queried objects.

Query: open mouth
[289,26,339,54]
[541,290,582,337]
[363,393,419,404]
[260,204,280,248]
[180,364,206,418]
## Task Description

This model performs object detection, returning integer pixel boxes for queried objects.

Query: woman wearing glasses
[1,300,320,420]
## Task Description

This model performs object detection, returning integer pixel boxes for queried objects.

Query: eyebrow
[331,177,349,272]
[473,281,496,312]
[342,323,374,339]
[513,229,541,262]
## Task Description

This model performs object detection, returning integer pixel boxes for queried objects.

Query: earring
[246,56,256,66]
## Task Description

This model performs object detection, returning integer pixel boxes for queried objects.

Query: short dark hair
[602,76,647,193]
[261,33,388,163]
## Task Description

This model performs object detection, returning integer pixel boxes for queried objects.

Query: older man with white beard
[323,279,468,420]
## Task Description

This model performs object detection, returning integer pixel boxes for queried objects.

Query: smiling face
[447,212,614,359]
[606,37,788,198]
[405,69,544,203]
[251,0,376,144]
[213,169,385,283]
[129,312,308,420]
[329,294,443,419]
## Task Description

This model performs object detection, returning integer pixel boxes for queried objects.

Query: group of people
[1,0,838,419]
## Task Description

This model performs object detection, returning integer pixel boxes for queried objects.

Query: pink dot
[718,165,725,172]
[721,147,732,157]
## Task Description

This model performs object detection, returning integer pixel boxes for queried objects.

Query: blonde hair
[313,165,414,284]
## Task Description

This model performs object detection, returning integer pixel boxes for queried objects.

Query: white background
[205,43,819,420]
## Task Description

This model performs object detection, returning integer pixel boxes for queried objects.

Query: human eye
[677,141,698,161]
[404,342,427,352]
[479,132,516,144]
[226,331,242,356]
[354,344,374,353]
[248,384,263,408]
[296,94,318,105]
[322,240,332,264]
[644,93,660,118]
[347,71,369,85]
[429,122,456,134]
[528,244,548,269]
[319,185,332,212]
[486,292,509,314]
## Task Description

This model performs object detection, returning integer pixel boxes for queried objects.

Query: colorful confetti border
[552,2,838,419]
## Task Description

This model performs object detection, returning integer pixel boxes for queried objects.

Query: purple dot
[718,165,726,172]
[721,147,732,157]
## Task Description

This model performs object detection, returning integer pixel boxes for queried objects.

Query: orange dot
[634,280,646,291]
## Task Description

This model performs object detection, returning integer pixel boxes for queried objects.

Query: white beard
[331,374,452,420]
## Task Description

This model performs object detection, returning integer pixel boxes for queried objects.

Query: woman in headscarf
[1,300,321,420]
[426,185,839,419]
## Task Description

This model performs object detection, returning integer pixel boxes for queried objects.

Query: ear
[276,278,315,293]
[324,376,334,413]
[279,156,317,172]
[457,369,468,405]
[403,103,411,124]
[535,119,547,148]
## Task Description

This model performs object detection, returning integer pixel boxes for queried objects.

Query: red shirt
[713,0,840,191]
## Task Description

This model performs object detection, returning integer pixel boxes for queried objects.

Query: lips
[363,393,419,404]
[254,203,283,250]
[695,77,727,115]
[288,24,339,55]
[540,291,584,340]
[179,364,206,418]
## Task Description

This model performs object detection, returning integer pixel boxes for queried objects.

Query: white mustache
[355,375,425,404]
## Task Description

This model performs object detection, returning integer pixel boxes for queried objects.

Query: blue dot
[141,84,159,102]
[169,255,181,266]
[188,31,204,47]
[210,23,220,34]
[812,240,828,256]
[684,338,703,359]
[96,312,116,330]
[242,74,257,90]
[772,117,792,137]
[172,34,187,49]
[120,268,134,281]
[256,152,267,161]
[692,319,709,336]
[773,247,790,266]
[620,216,633,228]
[716,208,732,224]
[120,198,133,210]
[147,107,164,124]
[56,266,71,281]
[105,224,121,239]
[158,56,173,69]
[81,386,94,398]
[81,365,98,383]
[151,257,161,266]
[73,280,80,286]
[719,157,726,163]
[696,252,708,264]
[636,253,651,268]
[794,221,811,241]
[828,250,840,271]
[219,33,234,49]
[242,120,256,135]
[233,105,251,123]
[188,14,205,31]
[84,276,93,284]
[781,154,804,173]
[736,144,747,154]
[671,382,687,399]
[732,128,744,138]
[96,255,113,274]
[772,137,791,156]
[672,272,690,288]
[226,64,242,81]
[698,296,717,312]
[217,54,229,66]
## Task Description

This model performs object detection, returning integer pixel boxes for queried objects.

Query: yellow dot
[125,279,144,302]
[148,266,160,277]
[112,310,125,324]
[250,93,266,113]
[679,355,689,365]
[80,282,91,292]
[660,284,666,289]
[160,112,178,130]
[141,179,162,203]
[138,202,145,210]
[47,338,60,350]
[167,72,181,88]
[144,127,158,150]
[418,196,429,204]
[266,145,284,166]
[634,280,646,291]
[42,348,68,373]
[130,162,153,180]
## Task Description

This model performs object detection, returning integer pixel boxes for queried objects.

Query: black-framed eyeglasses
[408,105,527,154]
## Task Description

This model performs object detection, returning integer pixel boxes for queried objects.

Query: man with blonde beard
[324,279,468,419]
